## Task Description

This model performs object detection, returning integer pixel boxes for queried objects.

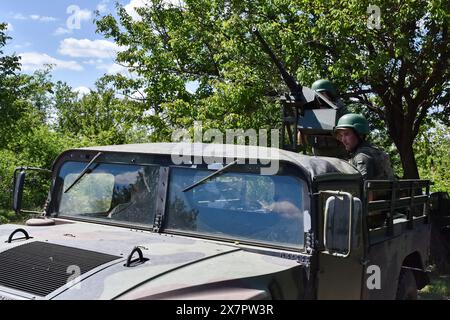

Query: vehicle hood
[0,219,305,300]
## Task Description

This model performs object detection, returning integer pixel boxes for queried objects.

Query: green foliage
[25,67,55,121]
[95,0,287,138]
[415,120,450,193]
[0,23,158,223]
[419,274,450,300]
[96,0,449,177]
[1,0,450,221]
[0,123,79,220]
[0,23,25,148]
[53,79,147,145]
[0,24,150,223]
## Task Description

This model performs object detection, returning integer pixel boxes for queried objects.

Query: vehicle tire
[396,269,417,300]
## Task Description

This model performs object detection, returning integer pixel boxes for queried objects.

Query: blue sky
[0,0,140,94]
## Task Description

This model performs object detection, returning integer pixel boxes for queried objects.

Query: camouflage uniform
[350,141,396,228]
[334,113,395,228]
[349,141,395,180]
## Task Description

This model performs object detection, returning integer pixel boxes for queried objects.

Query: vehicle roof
[76,142,360,181]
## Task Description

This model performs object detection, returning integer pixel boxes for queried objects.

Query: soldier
[311,79,346,116]
[334,113,396,228]
[333,113,395,180]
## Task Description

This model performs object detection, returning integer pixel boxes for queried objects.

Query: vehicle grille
[0,241,121,297]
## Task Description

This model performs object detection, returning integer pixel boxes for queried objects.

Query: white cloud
[82,59,104,65]
[74,9,92,22]
[54,27,72,36]
[97,0,110,14]
[58,38,125,58]
[19,52,83,72]
[6,23,14,31]
[13,13,57,22]
[97,63,129,75]
[125,0,150,20]
[97,4,108,13]
[73,86,91,96]
[13,13,27,20]
[39,16,58,22]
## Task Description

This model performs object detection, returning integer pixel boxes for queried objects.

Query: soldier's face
[336,128,360,151]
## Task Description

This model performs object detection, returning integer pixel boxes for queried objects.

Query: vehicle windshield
[56,161,159,226]
[55,160,309,247]
[165,167,308,247]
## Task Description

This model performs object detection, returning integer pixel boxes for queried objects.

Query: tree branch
[342,89,373,98]
[413,21,448,107]
[412,103,430,139]
[122,92,147,102]
[353,95,384,118]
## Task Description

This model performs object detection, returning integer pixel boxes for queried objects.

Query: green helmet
[334,113,369,136]
[311,79,337,99]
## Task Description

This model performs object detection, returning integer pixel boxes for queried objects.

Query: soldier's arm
[353,153,374,180]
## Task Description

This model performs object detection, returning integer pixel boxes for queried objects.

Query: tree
[0,23,25,147]
[25,66,55,122]
[53,78,149,145]
[96,0,282,142]
[96,0,448,178]
[310,0,449,179]
[0,24,76,220]
[415,120,450,193]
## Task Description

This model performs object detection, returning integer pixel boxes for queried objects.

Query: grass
[0,209,28,225]
[419,271,450,300]
[0,210,17,224]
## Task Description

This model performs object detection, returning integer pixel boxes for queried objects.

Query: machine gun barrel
[252,27,303,98]
[252,28,347,157]
[252,27,310,151]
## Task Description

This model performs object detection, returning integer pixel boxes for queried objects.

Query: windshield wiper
[182,160,238,193]
[64,152,103,193]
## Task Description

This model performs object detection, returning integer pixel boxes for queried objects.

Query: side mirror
[11,167,52,215]
[12,169,26,214]
[322,191,362,257]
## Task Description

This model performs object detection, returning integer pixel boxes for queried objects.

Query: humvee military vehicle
[0,142,430,300]
[0,27,434,301]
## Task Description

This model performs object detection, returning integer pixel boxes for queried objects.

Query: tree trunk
[384,100,420,180]
[397,141,420,179]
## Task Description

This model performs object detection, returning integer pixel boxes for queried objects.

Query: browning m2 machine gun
[252,28,343,155]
